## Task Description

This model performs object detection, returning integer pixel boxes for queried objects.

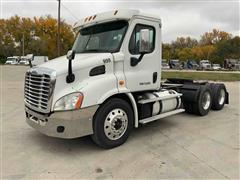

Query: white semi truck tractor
[24,10,229,148]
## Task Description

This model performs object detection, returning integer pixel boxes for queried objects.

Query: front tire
[91,98,134,149]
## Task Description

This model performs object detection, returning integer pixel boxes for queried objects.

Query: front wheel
[91,98,134,149]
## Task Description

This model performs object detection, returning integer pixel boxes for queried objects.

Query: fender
[98,92,139,128]
[79,74,118,108]
[126,93,139,128]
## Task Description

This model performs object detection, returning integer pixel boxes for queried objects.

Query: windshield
[189,60,197,64]
[7,58,15,61]
[73,20,128,53]
[171,60,179,63]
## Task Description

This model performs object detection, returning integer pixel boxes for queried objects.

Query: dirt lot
[1,65,240,179]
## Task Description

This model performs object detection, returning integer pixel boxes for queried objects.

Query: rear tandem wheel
[183,85,212,116]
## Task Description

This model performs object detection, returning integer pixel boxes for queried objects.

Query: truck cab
[162,59,170,69]
[169,59,181,69]
[199,60,211,70]
[5,57,19,65]
[187,60,199,69]
[224,59,240,70]
[25,10,228,148]
[19,57,29,65]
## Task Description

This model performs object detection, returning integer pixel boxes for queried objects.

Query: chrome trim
[202,91,211,110]
[25,105,99,139]
[138,93,182,104]
[219,89,225,105]
[104,108,128,140]
[139,109,185,124]
[24,67,56,113]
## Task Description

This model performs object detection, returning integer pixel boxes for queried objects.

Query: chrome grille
[24,67,56,113]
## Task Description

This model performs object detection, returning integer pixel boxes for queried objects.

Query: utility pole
[22,33,25,56]
[57,0,61,57]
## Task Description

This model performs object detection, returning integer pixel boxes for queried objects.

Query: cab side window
[129,24,155,55]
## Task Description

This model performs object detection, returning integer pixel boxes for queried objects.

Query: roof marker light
[84,17,88,22]
[93,15,97,20]
[88,16,92,21]
[114,10,118,15]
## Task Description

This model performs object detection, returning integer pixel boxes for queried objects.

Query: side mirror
[66,50,75,83]
[139,29,151,53]
[67,50,75,60]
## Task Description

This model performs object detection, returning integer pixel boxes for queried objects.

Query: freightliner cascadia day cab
[25,10,229,148]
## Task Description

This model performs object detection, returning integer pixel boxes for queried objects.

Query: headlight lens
[54,92,83,111]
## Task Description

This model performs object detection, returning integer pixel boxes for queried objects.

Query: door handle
[130,53,145,66]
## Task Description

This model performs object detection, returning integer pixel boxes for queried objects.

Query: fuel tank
[137,89,182,119]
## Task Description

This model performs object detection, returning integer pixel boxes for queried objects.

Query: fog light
[57,126,65,133]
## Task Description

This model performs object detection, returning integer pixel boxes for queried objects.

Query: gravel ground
[1,65,239,179]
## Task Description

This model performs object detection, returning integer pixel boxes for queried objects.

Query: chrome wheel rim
[104,108,128,140]
[202,91,211,110]
[218,89,225,105]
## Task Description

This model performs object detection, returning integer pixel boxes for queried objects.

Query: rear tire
[184,85,212,116]
[183,102,193,114]
[194,85,212,116]
[91,98,134,149]
[210,83,227,110]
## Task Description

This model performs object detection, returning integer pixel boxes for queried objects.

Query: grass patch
[162,71,240,81]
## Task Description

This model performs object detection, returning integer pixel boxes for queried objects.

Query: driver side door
[123,19,160,92]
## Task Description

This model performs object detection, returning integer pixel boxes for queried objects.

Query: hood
[39,53,111,75]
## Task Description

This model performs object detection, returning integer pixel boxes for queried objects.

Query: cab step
[139,108,185,124]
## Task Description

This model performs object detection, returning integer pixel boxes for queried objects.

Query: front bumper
[25,105,99,139]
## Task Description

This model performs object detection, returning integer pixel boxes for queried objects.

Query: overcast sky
[1,0,239,42]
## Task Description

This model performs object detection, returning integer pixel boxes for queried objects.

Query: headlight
[54,92,83,111]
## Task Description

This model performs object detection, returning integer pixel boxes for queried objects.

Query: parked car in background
[32,56,49,66]
[162,59,170,69]
[212,64,221,71]
[4,57,19,65]
[19,56,29,65]
[235,61,240,71]
[224,59,240,70]
[180,61,187,69]
[199,60,211,70]
[169,59,181,69]
[187,60,199,69]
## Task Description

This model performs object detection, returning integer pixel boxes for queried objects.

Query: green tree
[172,36,198,49]
[200,29,232,45]
[162,43,172,60]
[214,36,240,62]
[33,16,74,59]
[0,19,16,58]
[177,48,193,61]
[0,15,74,61]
